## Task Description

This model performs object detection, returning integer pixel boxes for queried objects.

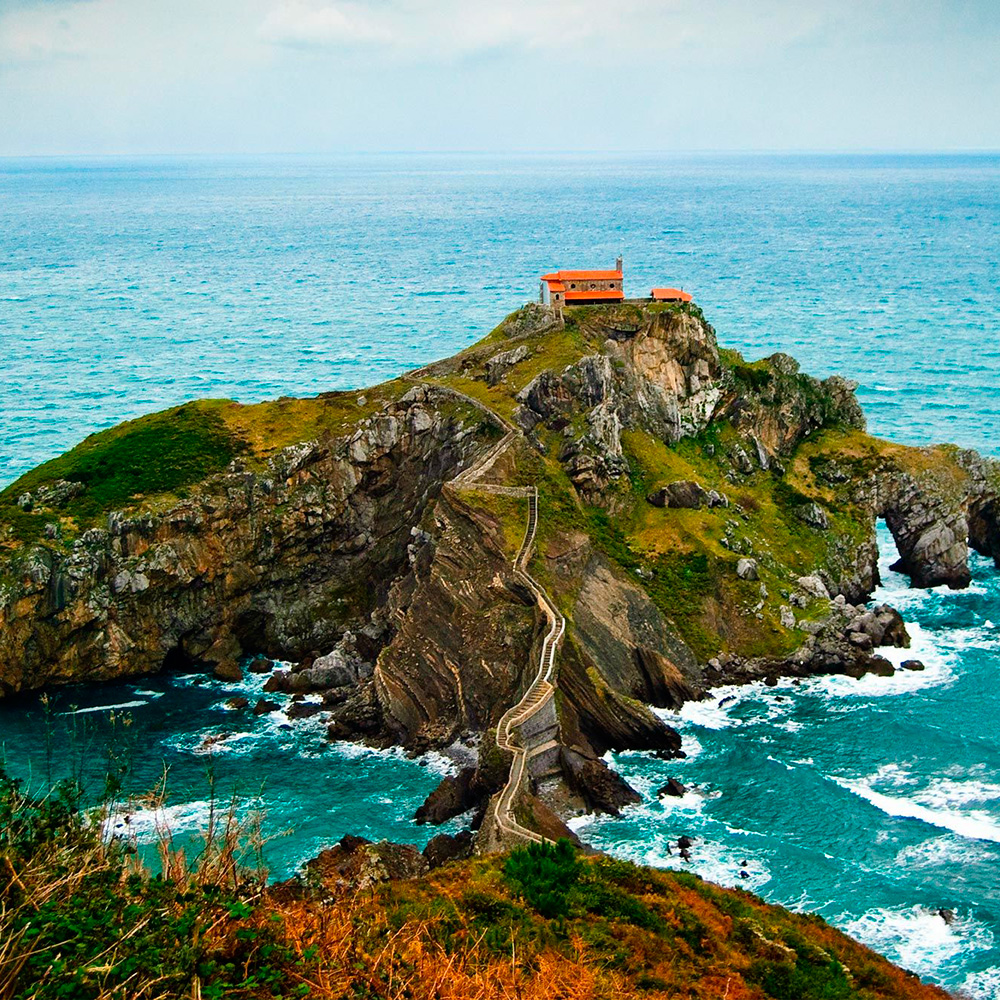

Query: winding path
[408,378,565,845]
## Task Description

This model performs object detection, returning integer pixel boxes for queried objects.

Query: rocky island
[2,299,999,847]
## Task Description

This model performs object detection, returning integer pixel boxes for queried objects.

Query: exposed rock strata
[370,489,537,748]
[0,387,485,695]
[3,301,1000,845]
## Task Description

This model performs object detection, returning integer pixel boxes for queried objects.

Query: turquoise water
[1,154,999,993]
[580,528,1000,997]
[0,670,463,876]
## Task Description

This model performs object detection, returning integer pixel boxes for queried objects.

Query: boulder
[561,747,642,815]
[872,604,910,648]
[213,659,244,682]
[848,631,874,651]
[253,698,280,716]
[796,574,830,600]
[658,778,687,798]
[422,831,474,869]
[264,671,291,694]
[296,634,373,691]
[795,502,830,530]
[225,696,249,710]
[415,768,477,825]
[286,701,323,720]
[867,656,895,677]
[646,480,710,509]
[900,659,926,671]
[736,558,759,581]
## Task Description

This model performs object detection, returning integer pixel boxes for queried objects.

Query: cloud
[3,0,999,154]
[258,0,390,48]
[0,6,87,66]
[254,0,860,63]
[256,0,658,57]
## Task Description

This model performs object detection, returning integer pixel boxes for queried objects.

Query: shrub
[732,363,773,390]
[0,767,293,999]
[502,839,580,919]
[749,955,853,1000]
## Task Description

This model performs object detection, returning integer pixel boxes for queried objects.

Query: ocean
[1,153,999,995]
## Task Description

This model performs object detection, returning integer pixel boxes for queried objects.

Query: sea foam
[60,699,152,716]
[960,966,1000,1000]
[834,778,1000,844]
[103,798,219,842]
[842,905,993,979]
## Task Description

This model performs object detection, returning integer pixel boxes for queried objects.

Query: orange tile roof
[546,280,566,292]
[543,269,622,281]
[651,287,693,302]
[564,289,626,302]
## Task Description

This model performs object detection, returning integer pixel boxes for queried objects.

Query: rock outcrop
[0,386,487,695]
[305,835,429,890]
[706,601,911,686]
[513,309,723,496]
[3,299,1000,845]
[811,443,1000,592]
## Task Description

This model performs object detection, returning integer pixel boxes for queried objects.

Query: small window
[570,283,576,289]
[590,283,596,289]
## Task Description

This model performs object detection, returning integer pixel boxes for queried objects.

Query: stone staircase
[407,377,566,846]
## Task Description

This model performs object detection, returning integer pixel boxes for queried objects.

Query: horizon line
[2,147,1000,161]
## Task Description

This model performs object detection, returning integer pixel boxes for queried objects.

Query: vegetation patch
[1,771,949,1000]
[0,767,298,1000]
[0,402,245,535]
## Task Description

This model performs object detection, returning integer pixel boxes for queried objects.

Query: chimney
[615,255,623,274]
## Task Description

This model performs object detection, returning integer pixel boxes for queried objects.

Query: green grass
[0,767,299,1000]
[0,401,245,539]
[0,375,450,549]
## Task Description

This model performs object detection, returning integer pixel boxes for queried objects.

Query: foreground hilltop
[2,767,950,999]
[2,300,999,836]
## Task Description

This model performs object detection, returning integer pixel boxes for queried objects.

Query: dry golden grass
[243,855,952,1000]
[275,900,608,1000]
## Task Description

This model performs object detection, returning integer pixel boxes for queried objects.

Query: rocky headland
[2,300,999,848]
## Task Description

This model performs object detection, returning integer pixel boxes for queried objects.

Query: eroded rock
[306,835,429,890]
[646,480,710,509]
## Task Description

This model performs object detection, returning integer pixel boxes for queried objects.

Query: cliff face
[3,300,999,836]
[370,488,537,748]
[0,386,487,694]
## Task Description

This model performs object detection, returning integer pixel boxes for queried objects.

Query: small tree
[503,839,580,919]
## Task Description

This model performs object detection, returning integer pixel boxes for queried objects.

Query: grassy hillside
[0,383,407,548]
[0,769,948,1000]
[1,301,984,663]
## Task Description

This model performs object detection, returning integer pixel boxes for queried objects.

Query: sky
[0,0,998,155]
